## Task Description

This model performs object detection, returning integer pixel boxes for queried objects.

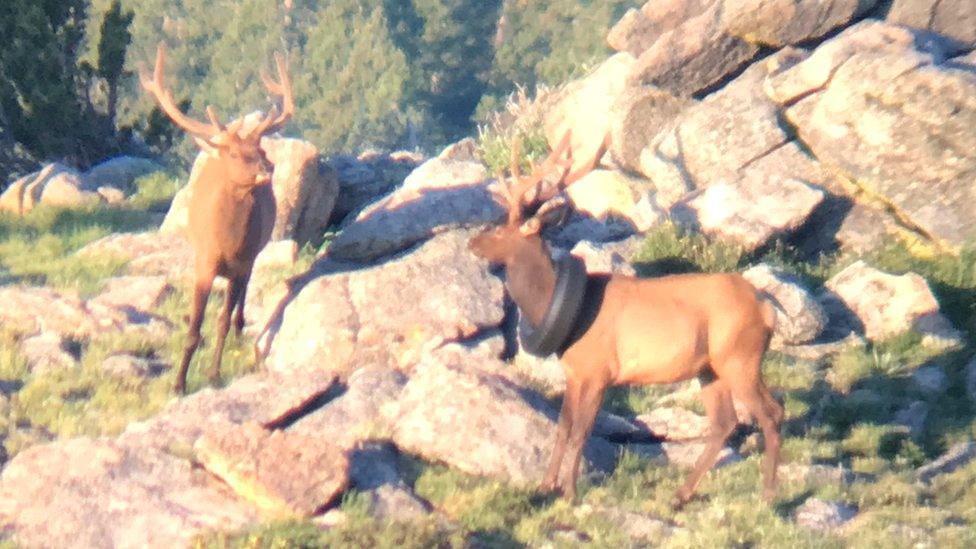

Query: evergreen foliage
[3,0,639,164]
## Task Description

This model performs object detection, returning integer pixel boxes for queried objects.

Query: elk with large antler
[468,135,783,508]
[141,43,294,394]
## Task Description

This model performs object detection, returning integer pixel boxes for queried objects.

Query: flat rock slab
[121,371,338,450]
[89,275,173,311]
[825,260,954,342]
[0,438,259,549]
[384,348,618,486]
[76,231,194,281]
[742,264,827,344]
[194,422,349,519]
[0,285,171,340]
[264,230,505,376]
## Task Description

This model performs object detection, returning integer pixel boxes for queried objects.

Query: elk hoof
[173,381,187,395]
[207,371,222,386]
[671,489,692,511]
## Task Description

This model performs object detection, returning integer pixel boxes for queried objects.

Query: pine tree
[0,0,99,163]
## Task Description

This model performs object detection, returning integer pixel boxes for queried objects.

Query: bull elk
[140,43,293,394]
[468,135,783,507]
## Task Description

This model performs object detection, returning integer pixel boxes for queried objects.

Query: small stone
[912,365,948,395]
[100,354,170,378]
[348,442,431,521]
[96,186,126,204]
[965,356,976,401]
[742,264,827,345]
[794,498,857,531]
[19,332,79,374]
[825,261,952,342]
[894,401,928,437]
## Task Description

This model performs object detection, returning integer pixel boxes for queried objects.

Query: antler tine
[247,51,294,139]
[140,42,222,138]
[205,106,226,132]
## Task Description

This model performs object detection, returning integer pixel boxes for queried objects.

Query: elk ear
[519,217,542,236]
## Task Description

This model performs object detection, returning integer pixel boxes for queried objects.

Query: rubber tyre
[519,254,589,357]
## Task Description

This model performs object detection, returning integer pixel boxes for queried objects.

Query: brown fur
[469,141,783,507]
[141,43,293,394]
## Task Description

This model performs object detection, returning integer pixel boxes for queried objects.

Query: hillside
[2,0,976,547]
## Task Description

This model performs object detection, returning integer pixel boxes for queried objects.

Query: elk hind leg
[730,377,783,502]
[176,276,214,394]
[673,376,737,509]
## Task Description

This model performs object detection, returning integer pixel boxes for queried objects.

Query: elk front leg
[176,275,214,394]
[208,274,246,386]
[558,379,606,501]
[542,378,581,493]
[233,270,252,337]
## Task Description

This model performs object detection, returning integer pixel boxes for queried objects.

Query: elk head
[140,42,294,188]
[468,132,587,264]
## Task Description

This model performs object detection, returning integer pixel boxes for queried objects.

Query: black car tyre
[519,254,589,357]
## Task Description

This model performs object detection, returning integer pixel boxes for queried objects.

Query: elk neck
[504,238,557,327]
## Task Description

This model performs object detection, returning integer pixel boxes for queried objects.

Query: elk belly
[612,307,708,385]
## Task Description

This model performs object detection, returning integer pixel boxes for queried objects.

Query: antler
[246,52,294,139]
[140,42,223,139]
[491,131,574,226]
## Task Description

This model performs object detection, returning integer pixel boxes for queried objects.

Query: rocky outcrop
[328,156,494,263]
[0,163,101,215]
[263,231,505,376]
[81,156,163,194]
[723,0,879,46]
[886,0,976,53]
[766,21,976,251]
[326,150,424,224]
[620,0,760,96]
